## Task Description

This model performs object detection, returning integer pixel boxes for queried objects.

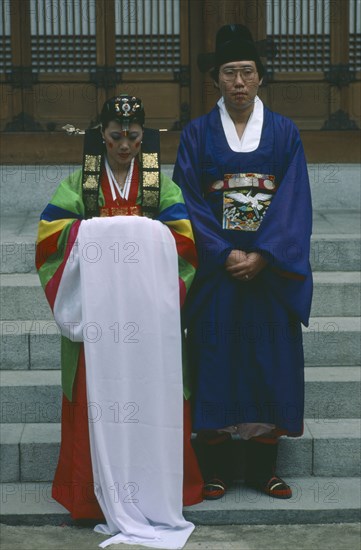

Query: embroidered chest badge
[221,173,277,231]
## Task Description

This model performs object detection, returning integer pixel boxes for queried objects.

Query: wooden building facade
[1,0,360,163]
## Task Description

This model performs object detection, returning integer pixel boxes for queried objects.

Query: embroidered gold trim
[100,206,140,217]
[143,189,158,207]
[84,194,99,211]
[143,172,159,186]
[83,175,99,190]
[142,153,159,169]
[84,155,101,172]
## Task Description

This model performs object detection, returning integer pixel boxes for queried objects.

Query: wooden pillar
[330,0,349,113]
[19,0,35,123]
[178,0,191,127]
[95,0,116,113]
[7,0,22,123]
[325,0,355,128]
[8,0,34,127]
[189,0,204,119]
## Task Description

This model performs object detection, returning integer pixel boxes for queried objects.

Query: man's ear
[259,78,263,86]
[213,80,220,89]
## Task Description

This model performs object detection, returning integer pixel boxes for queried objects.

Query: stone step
[0,371,62,422]
[310,209,360,272]
[1,213,39,275]
[1,274,52,320]
[311,272,361,316]
[0,367,360,425]
[0,477,359,526]
[1,164,360,214]
[1,317,360,371]
[0,320,60,370]
[0,419,360,484]
[303,317,361,366]
[1,210,360,274]
[2,271,360,321]
[304,366,361,419]
[0,165,77,217]
[310,234,361,273]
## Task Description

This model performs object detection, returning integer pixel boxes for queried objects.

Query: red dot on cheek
[135,141,140,148]
[107,141,113,148]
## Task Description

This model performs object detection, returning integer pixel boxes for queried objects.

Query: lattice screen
[0,0,12,73]
[266,0,331,72]
[349,0,361,70]
[30,0,97,72]
[115,0,181,71]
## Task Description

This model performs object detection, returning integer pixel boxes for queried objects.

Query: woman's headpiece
[100,95,145,133]
[79,95,160,220]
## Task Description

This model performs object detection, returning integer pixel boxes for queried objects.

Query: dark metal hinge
[324,64,356,87]
[174,65,190,87]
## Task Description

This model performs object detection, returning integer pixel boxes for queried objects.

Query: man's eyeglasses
[220,67,257,83]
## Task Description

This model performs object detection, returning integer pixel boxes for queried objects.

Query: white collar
[105,157,134,202]
[217,95,264,152]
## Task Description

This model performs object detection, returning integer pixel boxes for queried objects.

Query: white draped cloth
[54,216,194,549]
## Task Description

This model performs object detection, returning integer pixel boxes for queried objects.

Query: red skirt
[52,347,203,519]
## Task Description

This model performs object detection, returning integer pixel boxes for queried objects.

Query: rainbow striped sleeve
[35,170,86,400]
[157,173,198,307]
[36,169,84,300]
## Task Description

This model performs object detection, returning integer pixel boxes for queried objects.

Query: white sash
[56,216,194,549]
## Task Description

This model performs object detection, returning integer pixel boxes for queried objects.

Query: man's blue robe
[173,105,313,435]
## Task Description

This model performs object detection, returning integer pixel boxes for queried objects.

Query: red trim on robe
[251,424,304,445]
[52,348,103,519]
[168,227,198,268]
[271,266,306,281]
[101,158,140,207]
[183,398,204,506]
[45,221,81,310]
[36,230,62,271]
[179,277,187,308]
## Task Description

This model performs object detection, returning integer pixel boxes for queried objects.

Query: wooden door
[190,0,360,162]
[2,0,102,131]
[261,0,360,131]
[1,0,190,160]
[1,0,360,163]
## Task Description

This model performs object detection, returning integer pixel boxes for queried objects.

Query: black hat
[198,24,269,78]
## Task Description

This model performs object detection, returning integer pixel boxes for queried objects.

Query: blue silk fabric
[173,105,313,434]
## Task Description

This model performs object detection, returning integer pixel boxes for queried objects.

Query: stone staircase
[0,164,360,525]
